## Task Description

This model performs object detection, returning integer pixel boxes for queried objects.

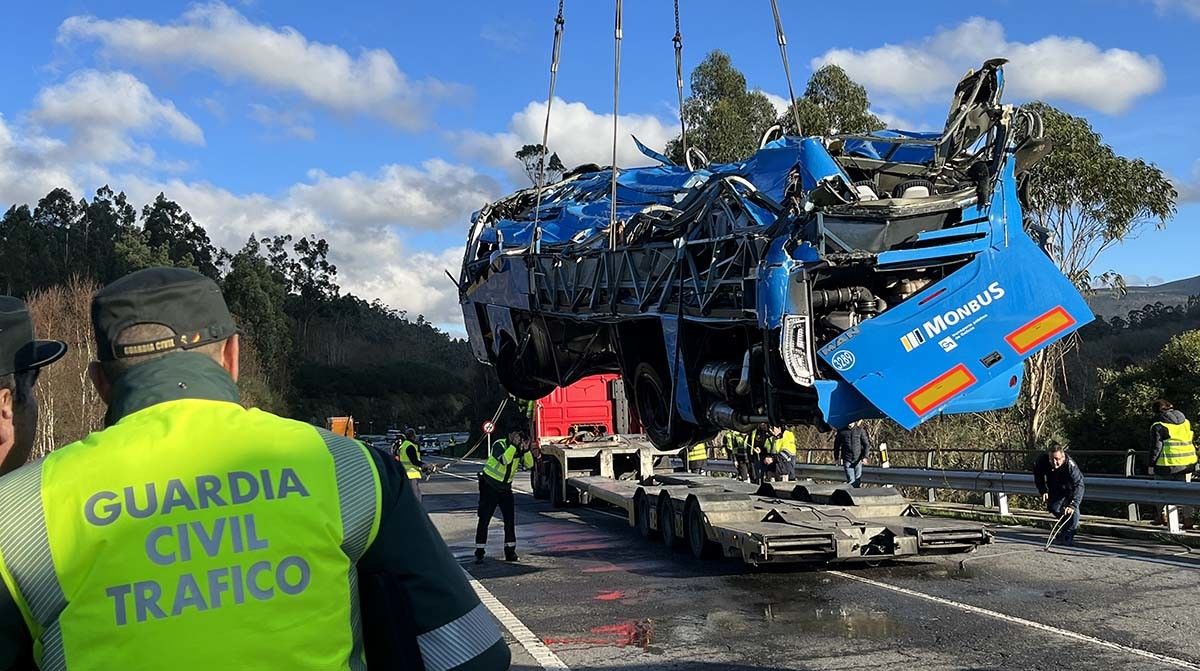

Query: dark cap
[0,297,68,377]
[91,267,237,362]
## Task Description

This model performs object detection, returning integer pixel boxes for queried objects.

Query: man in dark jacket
[1033,442,1085,545]
[834,421,871,487]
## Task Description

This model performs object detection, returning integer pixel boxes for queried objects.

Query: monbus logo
[922,282,1006,338]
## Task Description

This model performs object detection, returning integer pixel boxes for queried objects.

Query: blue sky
[1,0,1197,329]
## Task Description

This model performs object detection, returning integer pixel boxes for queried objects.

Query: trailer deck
[568,473,990,564]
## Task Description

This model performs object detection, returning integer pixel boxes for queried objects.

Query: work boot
[504,547,519,562]
[474,548,485,564]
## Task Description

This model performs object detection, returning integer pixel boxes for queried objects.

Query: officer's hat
[91,267,237,362]
[0,297,68,377]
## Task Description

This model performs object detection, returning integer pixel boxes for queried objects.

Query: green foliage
[141,194,225,279]
[113,227,177,276]
[515,143,565,186]
[1020,102,1177,291]
[223,236,293,385]
[779,64,886,136]
[1070,330,1200,453]
[0,185,507,438]
[666,50,778,164]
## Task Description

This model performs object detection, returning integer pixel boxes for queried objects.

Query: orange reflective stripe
[1005,306,1076,355]
[905,364,977,416]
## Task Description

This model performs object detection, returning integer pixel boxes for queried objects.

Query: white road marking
[990,533,1199,570]
[828,570,1200,670]
[466,572,571,670]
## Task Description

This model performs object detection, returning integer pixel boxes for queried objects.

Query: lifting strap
[769,0,803,136]
[531,0,566,254]
[609,0,624,250]
[672,0,687,157]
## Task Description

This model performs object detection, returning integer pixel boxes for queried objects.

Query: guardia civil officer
[476,428,533,563]
[0,268,509,670]
[0,297,66,671]
[0,296,66,476]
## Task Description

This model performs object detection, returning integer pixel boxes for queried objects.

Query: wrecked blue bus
[457,60,1092,448]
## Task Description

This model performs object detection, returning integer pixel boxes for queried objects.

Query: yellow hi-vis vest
[395,439,422,480]
[482,440,533,485]
[0,399,382,671]
[687,443,707,463]
[1154,419,1199,468]
[774,430,797,457]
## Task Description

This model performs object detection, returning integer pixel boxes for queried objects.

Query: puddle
[544,619,655,648]
[666,601,900,644]
[581,560,665,574]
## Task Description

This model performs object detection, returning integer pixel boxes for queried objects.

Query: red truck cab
[532,374,639,441]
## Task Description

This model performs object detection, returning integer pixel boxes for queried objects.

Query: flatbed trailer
[532,439,990,565]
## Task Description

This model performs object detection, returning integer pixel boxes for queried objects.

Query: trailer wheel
[634,490,653,539]
[685,500,719,560]
[548,460,568,508]
[657,493,679,549]
[530,460,550,500]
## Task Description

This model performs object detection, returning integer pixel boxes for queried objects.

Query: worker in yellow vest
[724,431,751,481]
[0,268,508,671]
[767,425,798,481]
[685,441,708,474]
[1150,399,1198,480]
[392,427,426,500]
[1150,399,1198,528]
[476,429,534,563]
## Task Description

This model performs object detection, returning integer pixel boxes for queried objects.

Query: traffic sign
[482,420,496,434]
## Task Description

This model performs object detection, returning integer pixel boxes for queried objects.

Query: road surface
[422,457,1200,671]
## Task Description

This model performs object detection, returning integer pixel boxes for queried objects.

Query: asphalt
[423,457,1200,671]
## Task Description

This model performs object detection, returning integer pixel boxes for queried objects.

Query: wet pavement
[424,458,1200,671]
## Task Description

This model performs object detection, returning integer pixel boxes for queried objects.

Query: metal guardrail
[671,457,1197,534]
[794,464,1200,534]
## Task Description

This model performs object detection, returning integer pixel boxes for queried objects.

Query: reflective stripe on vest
[396,440,422,480]
[0,400,381,670]
[1154,420,1199,467]
[483,440,516,484]
[687,443,707,463]
[0,463,67,671]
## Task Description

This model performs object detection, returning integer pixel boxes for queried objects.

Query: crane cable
[768,0,803,136]
[672,0,687,157]
[608,0,624,250]
[531,0,566,254]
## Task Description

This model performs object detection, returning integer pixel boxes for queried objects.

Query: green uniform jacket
[0,354,509,670]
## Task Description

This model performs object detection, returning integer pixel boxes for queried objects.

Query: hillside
[1086,274,1200,318]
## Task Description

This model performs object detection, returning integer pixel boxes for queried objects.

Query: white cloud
[59,2,463,130]
[756,90,791,118]
[813,18,1164,114]
[1174,161,1200,203]
[453,97,677,183]
[118,176,470,324]
[871,109,926,131]
[248,103,315,141]
[32,70,202,165]
[0,104,492,326]
[291,159,501,230]
[0,115,79,207]
[1150,0,1200,19]
[109,161,497,324]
